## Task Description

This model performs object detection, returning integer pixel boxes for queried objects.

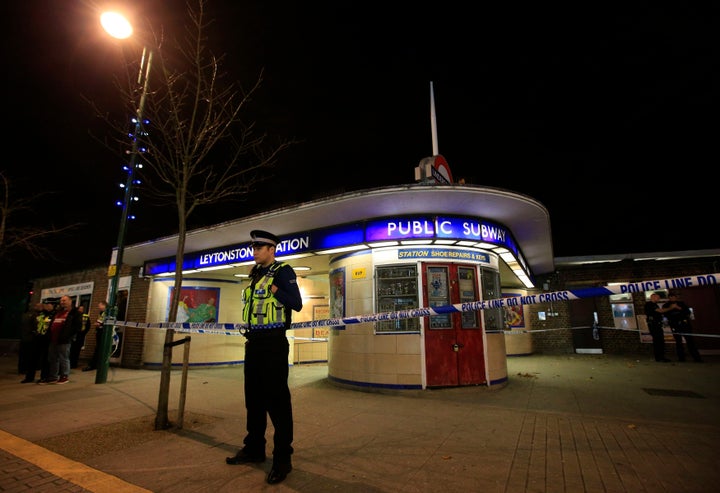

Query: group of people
[644,291,703,363]
[19,297,109,385]
[19,295,82,384]
[18,229,301,485]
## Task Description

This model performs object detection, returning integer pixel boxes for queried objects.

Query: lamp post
[96,12,152,384]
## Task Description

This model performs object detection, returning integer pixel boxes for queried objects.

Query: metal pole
[96,48,153,384]
[177,336,192,429]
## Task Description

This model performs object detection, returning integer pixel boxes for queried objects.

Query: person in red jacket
[39,295,81,385]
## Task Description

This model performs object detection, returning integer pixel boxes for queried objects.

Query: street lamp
[96,11,153,384]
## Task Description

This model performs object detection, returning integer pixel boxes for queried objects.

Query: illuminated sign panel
[366,218,435,240]
[311,224,364,248]
[196,245,250,267]
[144,235,311,275]
[143,215,528,279]
[367,216,514,251]
[398,248,490,263]
[435,216,508,243]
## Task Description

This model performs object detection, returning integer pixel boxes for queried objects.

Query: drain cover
[643,388,705,398]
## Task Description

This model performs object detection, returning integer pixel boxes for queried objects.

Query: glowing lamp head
[100,12,133,39]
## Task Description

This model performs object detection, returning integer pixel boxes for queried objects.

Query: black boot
[225,448,266,465]
[266,461,292,484]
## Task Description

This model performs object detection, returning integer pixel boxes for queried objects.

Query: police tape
[112,272,720,338]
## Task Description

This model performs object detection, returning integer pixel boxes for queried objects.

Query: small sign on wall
[352,268,366,280]
[503,293,525,328]
[313,305,330,339]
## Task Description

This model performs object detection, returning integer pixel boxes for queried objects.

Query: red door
[423,264,486,387]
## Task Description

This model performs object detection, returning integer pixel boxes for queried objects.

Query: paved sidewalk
[1,352,719,492]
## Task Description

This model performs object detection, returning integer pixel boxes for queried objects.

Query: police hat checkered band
[250,229,279,246]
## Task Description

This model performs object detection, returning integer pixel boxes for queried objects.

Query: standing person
[26,303,54,383]
[70,305,91,369]
[18,304,37,376]
[40,295,81,384]
[644,292,671,362]
[83,300,108,372]
[37,303,55,381]
[225,230,303,485]
[663,291,703,363]
[20,303,52,383]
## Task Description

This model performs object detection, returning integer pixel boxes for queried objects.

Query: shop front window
[375,264,420,333]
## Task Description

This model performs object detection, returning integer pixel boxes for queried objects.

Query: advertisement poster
[312,305,330,339]
[503,293,525,328]
[329,267,345,330]
[429,271,448,298]
[612,303,637,329]
[168,286,220,322]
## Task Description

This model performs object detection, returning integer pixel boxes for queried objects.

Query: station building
[25,161,720,391]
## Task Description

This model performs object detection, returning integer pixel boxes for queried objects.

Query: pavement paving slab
[1,353,719,492]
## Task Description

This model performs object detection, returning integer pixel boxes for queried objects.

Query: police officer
[644,292,671,362]
[663,292,703,363]
[83,300,108,372]
[226,230,303,485]
[20,303,53,383]
[70,305,91,368]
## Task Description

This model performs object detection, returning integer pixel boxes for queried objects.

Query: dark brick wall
[528,256,720,355]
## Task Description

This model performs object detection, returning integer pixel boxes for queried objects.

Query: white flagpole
[430,81,439,156]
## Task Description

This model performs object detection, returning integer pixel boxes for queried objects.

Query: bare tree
[91,0,296,428]
[0,170,80,264]
[97,0,294,319]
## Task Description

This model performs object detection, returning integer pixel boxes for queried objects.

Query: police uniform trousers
[243,334,293,463]
[669,321,702,362]
[647,321,666,361]
[24,333,50,382]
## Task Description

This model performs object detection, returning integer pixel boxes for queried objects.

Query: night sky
[3,1,717,280]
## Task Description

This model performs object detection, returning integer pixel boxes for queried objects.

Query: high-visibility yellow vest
[242,262,287,329]
[35,314,51,335]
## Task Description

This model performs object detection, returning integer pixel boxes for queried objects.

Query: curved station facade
[114,179,554,391]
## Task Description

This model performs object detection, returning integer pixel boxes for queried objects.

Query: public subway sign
[365,216,523,267]
[143,215,524,276]
[366,217,515,247]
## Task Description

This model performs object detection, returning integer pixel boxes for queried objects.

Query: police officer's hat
[250,229,280,247]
